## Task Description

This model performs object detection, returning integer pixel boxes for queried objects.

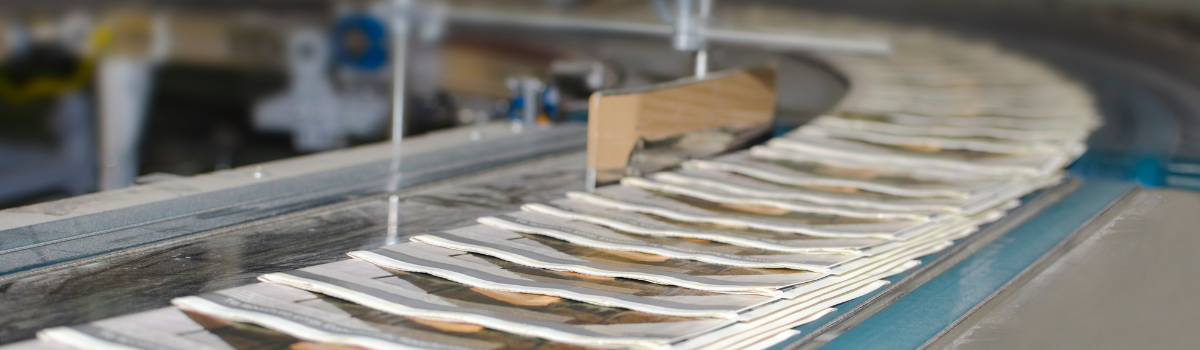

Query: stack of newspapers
[10,29,1098,350]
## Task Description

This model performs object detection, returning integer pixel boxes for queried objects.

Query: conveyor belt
[756,2,1200,348]
[928,188,1200,350]
[5,2,1199,349]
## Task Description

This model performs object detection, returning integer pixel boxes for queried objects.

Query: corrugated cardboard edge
[587,66,778,181]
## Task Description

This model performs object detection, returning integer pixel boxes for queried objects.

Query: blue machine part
[542,85,560,118]
[332,14,389,71]
[506,84,563,122]
[506,97,525,121]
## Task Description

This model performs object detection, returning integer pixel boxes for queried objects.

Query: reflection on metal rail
[445,9,892,56]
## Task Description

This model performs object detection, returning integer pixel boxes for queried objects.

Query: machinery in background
[0,1,599,207]
[0,13,98,205]
[0,0,883,208]
[505,59,617,124]
[252,25,389,152]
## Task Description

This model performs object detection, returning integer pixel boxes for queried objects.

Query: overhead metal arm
[444,6,891,56]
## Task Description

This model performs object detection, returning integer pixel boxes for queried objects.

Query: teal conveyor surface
[769,179,1135,350]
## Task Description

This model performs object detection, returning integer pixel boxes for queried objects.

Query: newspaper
[677,281,888,350]
[841,97,1094,120]
[256,260,734,350]
[836,77,1099,118]
[523,199,891,254]
[477,211,862,271]
[530,196,1009,256]
[0,342,76,350]
[767,132,1080,178]
[806,112,1089,139]
[476,207,1005,275]
[344,241,937,349]
[618,177,935,221]
[37,307,285,350]
[676,257,927,350]
[689,151,1020,197]
[37,303,566,350]
[694,247,953,349]
[809,112,1088,140]
[567,185,1016,242]
[794,123,1078,155]
[408,208,989,293]
[840,94,1097,119]
[588,185,913,227]
[409,225,828,295]
[173,282,604,350]
[648,168,1050,216]
[350,242,774,318]
[650,169,963,214]
[352,233,946,323]
[566,186,940,239]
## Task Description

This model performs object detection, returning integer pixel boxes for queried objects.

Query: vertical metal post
[671,0,697,51]
[522,78,540,125]
[694,49,708,78]
[694,0,712,78]
[387,0,411,245]
[669,0,711,78]
[390,0,411,175]
[97,12,169,190]
[97,57,152,190]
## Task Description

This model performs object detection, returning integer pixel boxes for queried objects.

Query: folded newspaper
[795,123,1079,155]
[649,167,1047,216]
[474,209,1004,274]
[255,260,734,350]
[36,307,322,350]
[524,199,893,254]
[809,112,1088,142]
[350,242,773,318]
[173,282,606,350]
[767,134,1078,178]
[565,186,937,239]
[690,150,1031,197]
[409,225,827,295]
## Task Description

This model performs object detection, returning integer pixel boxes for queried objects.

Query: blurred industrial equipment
[0,0,882,207]
[4,1,1200,350]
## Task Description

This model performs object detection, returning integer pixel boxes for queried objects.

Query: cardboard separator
[587,66,779,185]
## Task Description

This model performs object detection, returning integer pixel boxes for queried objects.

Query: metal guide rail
[0,122,587,277]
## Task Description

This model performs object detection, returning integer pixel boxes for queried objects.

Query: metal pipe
[703,27,889,54]
[445,9,890,56]
[652,0,674,23]
[522,78,540,125]
[694,0,712,78]
[387,0,412,245]
[390,0,411,176]
[672,0,698,51]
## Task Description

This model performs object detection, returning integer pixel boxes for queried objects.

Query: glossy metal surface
[0,151,588,343]
[930,188,1200,350]
[446,8,891,55]
[0,123,585,277]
